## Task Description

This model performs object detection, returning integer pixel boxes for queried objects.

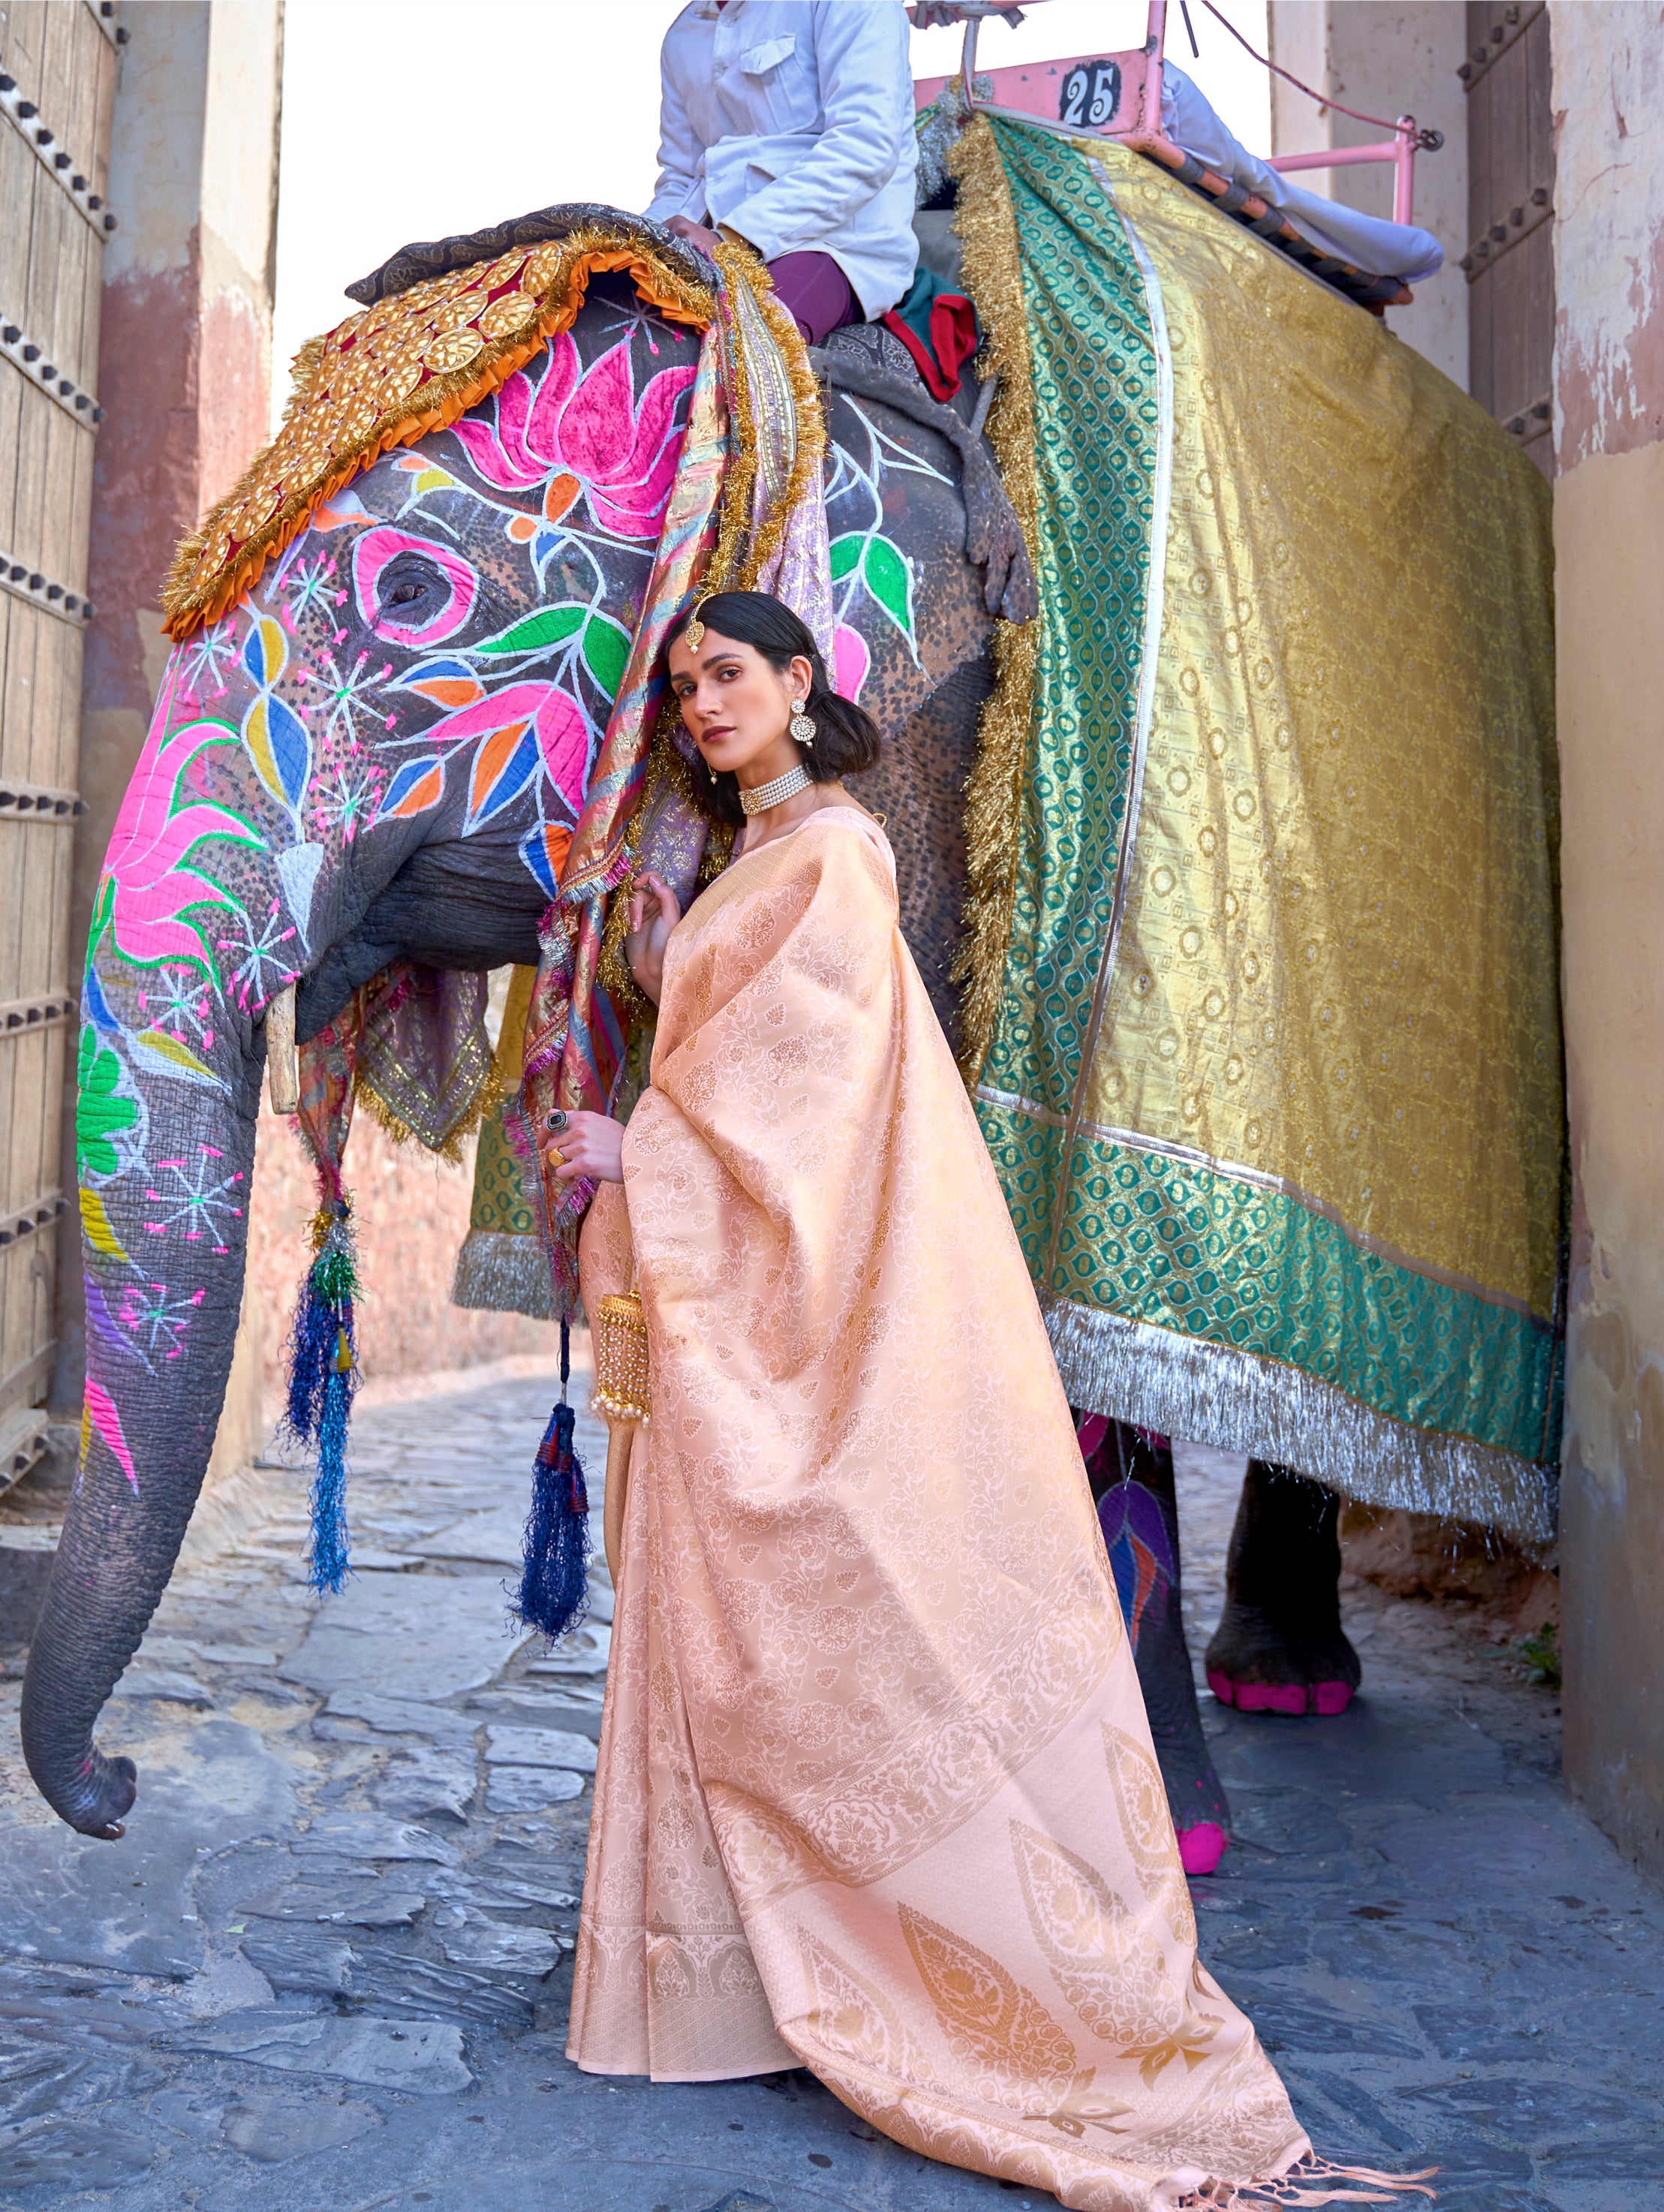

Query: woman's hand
[624,871,682,1007]
[540,1110,626,1185]
[666,213,725,260]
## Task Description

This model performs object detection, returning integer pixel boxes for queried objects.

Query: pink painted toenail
[1228,1680,1310,1716]
[1311,1680,1353,1715]
[1206,1669,1236,1707]
[1177,1821,1229,1876]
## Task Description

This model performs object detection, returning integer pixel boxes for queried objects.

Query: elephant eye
[378,558,444,613]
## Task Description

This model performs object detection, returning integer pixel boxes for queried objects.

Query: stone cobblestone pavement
[0,1374,1656,2210]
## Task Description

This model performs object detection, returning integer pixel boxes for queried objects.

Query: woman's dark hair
[670,591,882,826]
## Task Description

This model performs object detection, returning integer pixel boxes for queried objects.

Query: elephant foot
[1076,1416,1231,1873]
[1203,1460,1362,1721]
[1205,1654,1356,1717]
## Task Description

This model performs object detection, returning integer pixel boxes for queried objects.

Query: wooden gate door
[1461,0,1554,477]
[0,2,119,1486]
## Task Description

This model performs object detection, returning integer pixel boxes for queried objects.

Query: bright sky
[272,0,1271,430]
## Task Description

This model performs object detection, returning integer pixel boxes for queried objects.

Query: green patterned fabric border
[468,1105,537,1238]
[977,119,1158,1115]
[452,1100,555,1317]
[978,1099,1559,1467]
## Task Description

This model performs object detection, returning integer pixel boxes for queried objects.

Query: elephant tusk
[266,983,300,1115]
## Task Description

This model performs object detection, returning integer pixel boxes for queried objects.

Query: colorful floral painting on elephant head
[77,287,706,1401]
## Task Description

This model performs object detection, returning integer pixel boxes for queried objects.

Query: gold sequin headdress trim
[160,229,715,641]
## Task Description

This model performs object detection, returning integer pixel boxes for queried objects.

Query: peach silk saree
[567,812,1409,2209]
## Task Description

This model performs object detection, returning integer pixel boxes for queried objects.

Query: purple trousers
[766,250,861,345]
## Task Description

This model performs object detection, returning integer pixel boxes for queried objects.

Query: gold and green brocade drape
[958,120,1563,1544]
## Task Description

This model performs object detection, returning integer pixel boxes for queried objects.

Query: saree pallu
[955,119,1562,1548]
[567,812,1310,2206]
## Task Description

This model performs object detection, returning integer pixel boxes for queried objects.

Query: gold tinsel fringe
[699,240,826,600]
[450,1227,558,1320]
[161,231,715,640]
[952,618,1038,1080]
[946,114,1044,1088]
[735,250,829,591]
[352,1058,505,1169]
[704,241,762,598]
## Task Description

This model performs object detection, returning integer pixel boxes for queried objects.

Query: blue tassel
[282,1199,359,1597]
[513,1320,591,1641]
[308,1363,353,1596]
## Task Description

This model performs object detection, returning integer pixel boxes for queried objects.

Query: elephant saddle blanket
[944,114,1561,1546]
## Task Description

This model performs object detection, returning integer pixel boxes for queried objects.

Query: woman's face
[667,629,814,784]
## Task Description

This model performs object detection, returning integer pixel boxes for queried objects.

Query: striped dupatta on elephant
[507,244,840,1314]
[948,116,1563,1550]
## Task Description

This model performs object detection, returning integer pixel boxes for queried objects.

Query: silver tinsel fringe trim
[1043,1298,1557,1552]
[450,1229,557,1321]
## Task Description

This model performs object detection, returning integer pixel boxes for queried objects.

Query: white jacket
[645,0,919,320]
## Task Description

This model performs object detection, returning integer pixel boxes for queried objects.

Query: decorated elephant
[25,221,1052,1846]
[24,192,1551,1877]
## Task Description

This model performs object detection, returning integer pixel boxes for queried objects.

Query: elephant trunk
[20,1047,262,1839]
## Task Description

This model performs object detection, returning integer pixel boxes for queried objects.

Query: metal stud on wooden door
[0,1,119,1489]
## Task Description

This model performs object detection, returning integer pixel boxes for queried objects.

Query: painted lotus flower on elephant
[452,333,696,544]
[95,706,263,976]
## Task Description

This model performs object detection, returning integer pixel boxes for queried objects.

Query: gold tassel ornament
[594,1287,650,1586]
[594,1291,651,1425]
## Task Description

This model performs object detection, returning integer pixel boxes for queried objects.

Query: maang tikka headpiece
[683,593,712,652]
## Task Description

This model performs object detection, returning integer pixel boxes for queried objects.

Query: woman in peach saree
[546,594,1428,2211]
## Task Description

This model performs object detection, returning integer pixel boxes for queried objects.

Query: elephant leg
[1202,1461,1362,1717]
[1077,1416,1230,1876]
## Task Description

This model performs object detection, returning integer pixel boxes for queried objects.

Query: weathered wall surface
[1553,4,1664,1879]
[1266,0,1470,387]
[1552,8,1664,466]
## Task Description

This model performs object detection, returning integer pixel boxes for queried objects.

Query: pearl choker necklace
[739,763,813,815]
